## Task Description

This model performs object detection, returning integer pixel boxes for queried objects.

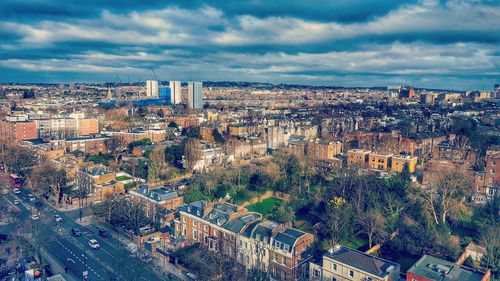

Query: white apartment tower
[146,80,159,97]
[169,81,182,104]
[187,82,203,109]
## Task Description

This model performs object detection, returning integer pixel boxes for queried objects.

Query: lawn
[116,175,132,181]
[342,236,368,251]
[246,197,283,217]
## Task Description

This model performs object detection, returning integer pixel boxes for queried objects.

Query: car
[53,215,62,222]
[30,214,39,220]
[34,201,44,209]
[71,228,82,237]
[1,189,8,195]
[98,229,109,237]
[13,199,20,205]
[88,239,100,249]
[13,188,21,194]
[27,194,35,201]
[146,237,161,244]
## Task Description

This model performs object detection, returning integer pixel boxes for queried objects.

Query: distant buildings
[169,81,182,104]
[188,82,203,109]
[146,80,159,97]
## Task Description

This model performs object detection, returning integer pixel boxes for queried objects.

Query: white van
[126,243,138,254]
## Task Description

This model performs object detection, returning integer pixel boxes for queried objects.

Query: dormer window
[197,210,201,216]
[283,244,290,252]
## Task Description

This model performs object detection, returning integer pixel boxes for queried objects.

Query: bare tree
[420,170,472,225]
[357,210,388,248]
[32,162,67,206]
[184,138,201,171]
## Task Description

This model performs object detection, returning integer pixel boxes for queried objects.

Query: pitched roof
[325,246,399,278]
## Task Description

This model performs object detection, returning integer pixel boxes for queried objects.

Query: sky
[0,0,498,90]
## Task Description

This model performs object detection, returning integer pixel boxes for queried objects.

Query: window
[331,277,337,281]
[193,221,197,227]
[213,230,218,237]
[332,263,337,271]
[204,236,208,245]
[193,230,198,240]
[366,277,373,281]
[204,225,209,232]
[348,270,354,278]
[282,257,287,265]
[273,253,277,262]
[312,269,320,277]
[283,244,290,252]
[182,217,187,223]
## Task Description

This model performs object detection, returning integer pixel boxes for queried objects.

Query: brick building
[0,120,37,143]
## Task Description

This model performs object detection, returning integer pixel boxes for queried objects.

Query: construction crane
[149,67,159,81]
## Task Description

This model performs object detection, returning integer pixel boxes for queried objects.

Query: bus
[9,174,24,188]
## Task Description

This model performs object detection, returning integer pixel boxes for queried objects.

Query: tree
[212,129,225,144]
[184,138,201,171]
[322,197,354,245]
[167,121,179,129]
[105,137,126,162]
[157,109,165,118]
[357,209,387,248]
[127,138,152,152]
[147,149,165,184]
[165,144,185,168]
[32,163,67,206]
[480,225,500,272]
[2,146,37,177]
[272,203,295,224]
[420,170,472,225]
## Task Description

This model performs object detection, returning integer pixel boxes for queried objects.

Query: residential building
[310,245,400,281]
[188,82,203,109]
[406,255,489,281]
[307,139,342,160]
[130,186,183,222]
[0,120,37,143]
[169,81,182,104]
[72,168,126,206]
[391,155,417,173]
[175,201,314,281]
[65,136,109,154]
[146,80,159,97]
[368,152,393,171]
[347,149,371,168]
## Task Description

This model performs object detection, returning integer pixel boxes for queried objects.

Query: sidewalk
[39,248,79,281]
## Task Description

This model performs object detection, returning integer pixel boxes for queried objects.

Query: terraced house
[174,201,315,281]
[310,245,400,281]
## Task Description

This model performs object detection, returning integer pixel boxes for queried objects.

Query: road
[1,183,171,281]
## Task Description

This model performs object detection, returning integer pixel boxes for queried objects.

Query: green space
[116,175,132,181]
[246,197,283,216]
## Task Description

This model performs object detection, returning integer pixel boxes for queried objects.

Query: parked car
[88,239,100,249]
[27,194,35,201]
[34,201,44,210]
[30,214,39,220]
[53,215,62,222]
[13,199,20,205]
[146,237,161,244]
[98,229,109,237]
[1,189,8,195]
[13,188,21,194]
[71,228,82,237]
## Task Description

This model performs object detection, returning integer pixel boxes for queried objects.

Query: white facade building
[169,81,182,104]
[187,82,203,109]
[146,80,159,97]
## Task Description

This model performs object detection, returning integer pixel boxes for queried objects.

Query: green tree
[168,121,179,129]
[127,138,152,152]
[212,129,225,144]
[165,144,185,168]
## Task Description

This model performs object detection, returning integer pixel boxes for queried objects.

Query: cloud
[0,0,498,90]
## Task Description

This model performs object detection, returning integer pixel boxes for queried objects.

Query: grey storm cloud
[0,0,499,90]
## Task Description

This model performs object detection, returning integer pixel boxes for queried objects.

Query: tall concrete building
[146,80,159,97]
[169,81,182,104]
[187,82,203,109]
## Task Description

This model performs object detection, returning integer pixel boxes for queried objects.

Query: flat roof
[407,255,484,281]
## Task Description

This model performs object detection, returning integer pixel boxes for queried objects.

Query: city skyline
[0,0,498,90]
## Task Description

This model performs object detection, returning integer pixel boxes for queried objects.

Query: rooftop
[407,255,485,281]
[325,246,399,278]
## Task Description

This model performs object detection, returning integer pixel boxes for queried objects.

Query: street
[1,184,171,281]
